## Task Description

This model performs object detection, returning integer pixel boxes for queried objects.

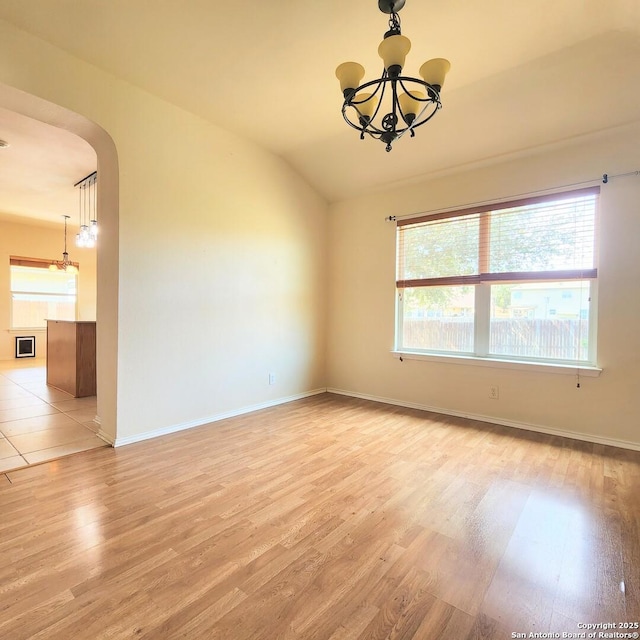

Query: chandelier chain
[388,10,401,34]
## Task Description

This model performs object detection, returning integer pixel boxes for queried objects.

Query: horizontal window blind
[397,187,599,288]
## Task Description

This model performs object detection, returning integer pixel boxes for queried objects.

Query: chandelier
[49,215,78,273]
[335,0,450,152]
[75,171,98,248]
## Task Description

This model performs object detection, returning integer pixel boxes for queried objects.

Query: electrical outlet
[489,385,499,399]
[268,373,276,385]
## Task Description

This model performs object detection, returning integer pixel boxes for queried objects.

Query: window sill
[391,350,602,377]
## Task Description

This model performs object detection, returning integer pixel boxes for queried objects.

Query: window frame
[394,187,600,369]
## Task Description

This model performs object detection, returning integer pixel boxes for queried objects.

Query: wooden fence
[403,318,589,360]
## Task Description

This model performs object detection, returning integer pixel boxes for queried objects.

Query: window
[395,187,599,365]
[10,257,78,329]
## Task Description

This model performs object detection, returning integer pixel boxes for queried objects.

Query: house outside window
[395,187,599,366]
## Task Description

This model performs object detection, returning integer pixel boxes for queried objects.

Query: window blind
[396,186,599,289]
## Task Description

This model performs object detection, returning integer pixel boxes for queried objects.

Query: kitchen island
[46,320,96,397]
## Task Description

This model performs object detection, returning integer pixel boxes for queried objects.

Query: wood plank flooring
[1,393,638,639]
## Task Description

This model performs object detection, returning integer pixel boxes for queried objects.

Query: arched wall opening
[0,83,120,444]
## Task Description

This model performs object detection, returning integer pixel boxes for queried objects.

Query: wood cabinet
[46,320,96,398]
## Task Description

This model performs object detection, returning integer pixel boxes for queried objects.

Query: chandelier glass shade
[335,0,450,152]
[75,171,98,248]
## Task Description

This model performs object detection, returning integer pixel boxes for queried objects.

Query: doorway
[0,83,120,465]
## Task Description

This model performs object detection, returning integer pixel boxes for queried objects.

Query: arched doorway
[0,83,119,446]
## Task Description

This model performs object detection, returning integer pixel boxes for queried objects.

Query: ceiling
[0,107,96,226]
[1,0,640,223]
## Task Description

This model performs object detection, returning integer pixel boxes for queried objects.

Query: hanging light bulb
[85,228,96,249]
[77,224,90,248]
[89,173,98,242]
[76,179,86,247]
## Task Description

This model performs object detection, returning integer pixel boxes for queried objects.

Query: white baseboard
[327,387,640,452]
[112,388,327,448]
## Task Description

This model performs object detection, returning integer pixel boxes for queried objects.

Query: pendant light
[75,171,98,248]
[336,0,450,152]
[50,215,78,273]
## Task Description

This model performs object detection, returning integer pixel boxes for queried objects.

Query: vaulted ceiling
[1,0,640,223]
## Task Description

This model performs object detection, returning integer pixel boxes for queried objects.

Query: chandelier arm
[341,104,391,141]
[349,69,388,124]
[341,105,387,138]
[396,76,441,132]
[342,108,388,138]
[343,75,391,137]
[397,77,440,102]
[385,76,401,150]
[365,75,389,134]
[346,75,390,133]
[343,76,439,137]
[348,73,397,98]
[351,76,439,103]
[395,102,441,143]
[391,77,399,123]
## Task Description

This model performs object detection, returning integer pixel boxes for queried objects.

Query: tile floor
[0,359,107,473]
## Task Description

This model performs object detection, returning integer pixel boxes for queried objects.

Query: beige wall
[327,124,640,449]
[0,218,96,361]
[0,19,328,444]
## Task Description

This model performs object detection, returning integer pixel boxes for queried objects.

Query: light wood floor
[1,394,638,639]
